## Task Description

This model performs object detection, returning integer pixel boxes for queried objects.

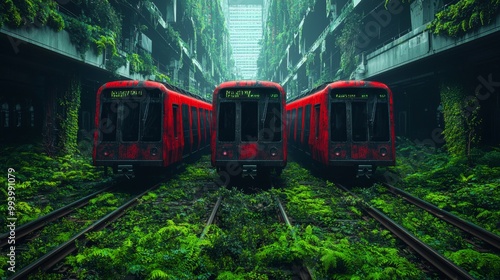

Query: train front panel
[328,81,395,175]
[212,81,286,177]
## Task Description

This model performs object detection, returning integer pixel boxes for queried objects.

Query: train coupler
[117,165,134,178]
[242,165,257,178]
[357,165,373,178]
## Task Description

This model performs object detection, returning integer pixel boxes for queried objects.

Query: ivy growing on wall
[427,0,500,37]
[336,13,362,79]
[258,0,315,80]
[440,80,467,158]
[58,77,81,155]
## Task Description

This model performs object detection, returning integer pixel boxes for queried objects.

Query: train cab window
[351,102,367,141]
[331,103,347,141]
[122,102,140,141]
[372,103,389,141]
[141,102,161,141]
[100,101,117,141]
[218,102,235,141]
[173,105,178,138]
[241,102,258,141]
[261,103,281,141]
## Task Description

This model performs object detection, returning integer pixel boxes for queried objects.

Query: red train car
[211,80,287,180]
[286,80,395,177]
[93,80,212,175]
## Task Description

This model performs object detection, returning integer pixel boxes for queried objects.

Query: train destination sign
[333,92,387,99]
[109,90,143,98]
[222,89,279,99]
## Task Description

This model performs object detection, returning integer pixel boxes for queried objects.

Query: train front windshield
[330,87,390,142]
[99,89,162,142]
[218,88,282,142]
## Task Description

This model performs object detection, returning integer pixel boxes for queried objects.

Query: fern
[150,269,170,279]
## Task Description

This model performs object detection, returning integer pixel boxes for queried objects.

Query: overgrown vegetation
[427,0,500,37]
[257,0,315,79]
[0,0,64,31]
[0,144,107,227]
[58,77,81,155]
[386,136,500,230]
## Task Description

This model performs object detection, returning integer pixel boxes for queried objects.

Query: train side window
[304,105,311,142]
[291,108,296,140]
[182,104,190,135]
[122,102,140,141]
[100,101,117,141]
[331,103,347,141]
[172,105,178,138]
[218,102,235,141]
[191,107,198,130]
[287,111,291,137]
[372,103,389,141]
[297,107,303,142]
[241,101,258,141]
[200,109,205,137]
[351,102,367,141]
[205,109,210,138]
[314,104,320,139]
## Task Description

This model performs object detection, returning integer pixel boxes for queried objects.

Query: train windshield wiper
[369,94,377,139]
[261,95,269,125]
[142,95,151,137]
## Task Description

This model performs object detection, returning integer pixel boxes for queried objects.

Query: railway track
[1,185,115,249]
[200,187,314,280]
[335,181,500,280]
[6,180,163,279]
[381,183,500,252]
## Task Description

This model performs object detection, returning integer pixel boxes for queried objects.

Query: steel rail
[383,183,500,251]
[200,196,223,239]
[275,196,314,280]
[336,183,476,280]
[1,184,115,249]
[9,182,162,280]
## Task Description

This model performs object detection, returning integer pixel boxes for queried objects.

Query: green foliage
[336,13,362,79]
[440,81,467,158]
[427,0,500,37]
[258,0,313,79]
[58,76,81,155]
[0,0,64,31]
[445,249,500,279]
[0,144,106,226]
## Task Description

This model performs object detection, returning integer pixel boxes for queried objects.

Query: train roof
[99,80,210,103]
[287,80,390,103]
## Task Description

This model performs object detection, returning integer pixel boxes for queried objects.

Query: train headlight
[334,148,342,157]
[270,147,278,157]
[151,147,159,156]
[222,150,228,156]
[103,151,110,157]
[380,147,388,157]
